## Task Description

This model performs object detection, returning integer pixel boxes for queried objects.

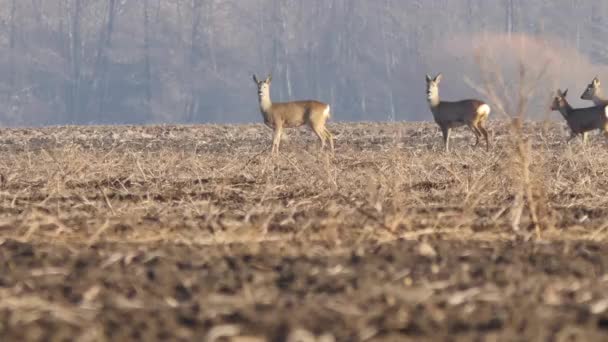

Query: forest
[0,0,607,126]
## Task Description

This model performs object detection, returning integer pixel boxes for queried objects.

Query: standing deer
[425,73,491,152]
[580,76,608,106]
[551,89,608,145]
[253,74,334,154]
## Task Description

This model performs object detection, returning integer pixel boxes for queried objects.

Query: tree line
[0,0,606,126]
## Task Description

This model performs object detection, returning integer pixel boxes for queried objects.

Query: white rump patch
[324,105,331,118]
[478,104,491,116]
[605,106,608,119]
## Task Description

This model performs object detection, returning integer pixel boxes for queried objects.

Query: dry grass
[2,122,608,340]
[0,121,607,246]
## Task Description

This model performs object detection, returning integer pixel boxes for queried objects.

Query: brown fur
[253,74,333,154]
[426,73,491,152]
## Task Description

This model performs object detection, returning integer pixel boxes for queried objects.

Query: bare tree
[0,0,603,126]
[8,0,17,91]
[93,0,117,116]
[66,0,83,123]
[184,0,203,122]
[143,0,152,115]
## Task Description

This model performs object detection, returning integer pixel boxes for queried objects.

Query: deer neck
[427,92,440,110]
[592,89,607,105]
[559,101,574,118]
[258,89,273,114]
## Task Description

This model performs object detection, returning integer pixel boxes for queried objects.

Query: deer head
[581,76,601,100]
[425,73,442,102]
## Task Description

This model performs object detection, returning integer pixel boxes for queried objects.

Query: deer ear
[562,89,569,97]
[594,77,601,86]
[253,74,259,84]
[426,74,432,82]
[266,74,272,83]
[434,73,443,83]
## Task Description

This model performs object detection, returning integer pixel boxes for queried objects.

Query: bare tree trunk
[186,0,202,122]
[257,5,266,66]
[281,5,292,99]
[272,39,283,100]
[590,2,608,64]
[155,0,162,20]
[174,0,189,120]
[143,0,153,115]
[67,0,83,123]
[96,0,117,117]
[4,0,19,122]
[205,1,217,74]
[309,2,320,100]
[8,0,17,93]
[59,0,69,123]
[505,0,514,38]
[381,14,396,121]
[467,0,477,32]
[31,0,43,24]
[358,73,367,116]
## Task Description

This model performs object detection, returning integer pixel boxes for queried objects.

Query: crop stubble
[1,122,608,341]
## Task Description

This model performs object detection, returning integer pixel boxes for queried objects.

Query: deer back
[267,100,328,128]
[434,99,487,124]
[567,105,608,133]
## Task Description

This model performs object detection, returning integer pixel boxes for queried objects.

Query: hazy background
[1,0,608,126]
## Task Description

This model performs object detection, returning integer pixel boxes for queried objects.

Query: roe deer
[253,74,333,154]
[425,73,491,152]
[551,89,608,145]
[580,76,608,106]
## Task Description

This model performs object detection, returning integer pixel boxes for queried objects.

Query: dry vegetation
[1,122,608,341]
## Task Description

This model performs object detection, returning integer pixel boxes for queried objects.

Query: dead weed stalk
[472,51,555,238]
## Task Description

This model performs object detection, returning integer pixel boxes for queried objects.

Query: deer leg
[311,125,327,150]
[272,126,283,154]
[441,126,450,152]
[567,131,577,143]
[469,124,481,146]
[478,123,491,151]
[582,132,588,145]
[324,128,334,152]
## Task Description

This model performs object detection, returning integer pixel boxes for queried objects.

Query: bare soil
[1,122,608,341]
